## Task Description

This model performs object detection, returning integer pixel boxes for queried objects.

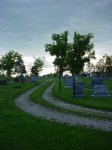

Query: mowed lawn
[52,77,112,111]
[0,79,112,150]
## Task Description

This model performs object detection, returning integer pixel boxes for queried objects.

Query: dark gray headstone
[0,79,7,85]
[19,75,25,83]
[93,85,107,90]
[13,77,19,82]
[91,77,103,89]
[31,75,37,82]
[91,85,110,97]
[76,81,84,88]
[73,82,84,98]
[64,77,73,87]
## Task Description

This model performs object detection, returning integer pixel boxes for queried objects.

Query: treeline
[0,51,44,77]
[86,54,112,77]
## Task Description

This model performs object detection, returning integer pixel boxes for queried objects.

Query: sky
[0,0,112,75]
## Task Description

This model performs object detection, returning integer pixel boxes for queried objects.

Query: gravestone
[13,77,19,82]
[73,82,84,98]
[93,85,107,90]
[0,79,7,85]
[64,76,73,87]
[91,85,110,97]
[19,75,25,83]
[91,77,103,89]
[31,75,37,82]
[76,81,84,88]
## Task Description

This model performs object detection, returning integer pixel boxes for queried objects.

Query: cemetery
[0,8,112,150]
[0,72,112,150]
[54,76,112,111]
[0,50,112,150]
[30,75,37,82]
[63,75,111,99]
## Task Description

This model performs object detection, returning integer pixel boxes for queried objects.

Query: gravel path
[43,83,112,117]
[15,82,112,131]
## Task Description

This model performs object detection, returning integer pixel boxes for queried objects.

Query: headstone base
[91,94,110,97]
[74,95,84,98]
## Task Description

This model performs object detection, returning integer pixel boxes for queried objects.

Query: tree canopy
[31,57,44,76]
[67,32,94,75]
[45,31,69,90]
[45,31,69,75]
[0,51,26,77]
[95,54,112,76]
[45,31,95,96]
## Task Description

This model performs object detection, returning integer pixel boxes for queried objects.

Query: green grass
[1,79,112,150]
[52,78,112,111]
[30,81,112,121]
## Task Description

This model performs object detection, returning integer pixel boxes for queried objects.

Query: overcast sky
[0,0,112,74]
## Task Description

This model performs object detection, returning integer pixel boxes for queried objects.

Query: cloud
[23,54,55,75]
[0,0,112,75]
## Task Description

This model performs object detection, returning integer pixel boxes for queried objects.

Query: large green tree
[45,31,69,90]
[31,57,44,76]
[0,51,26,77]
[67,32,94,97]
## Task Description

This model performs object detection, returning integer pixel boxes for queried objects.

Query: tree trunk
[72,74,75,98]
[7,70,11,77]
[59,73,61,92]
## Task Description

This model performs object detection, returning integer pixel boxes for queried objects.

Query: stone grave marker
[91,85,110,97]
[73,81,84,98]
[64,76,73,87]
[93,85,107,90]
[31,75,37,82]
[76,81,84,88]
[13,77,19,82]
[91,77,103,89]
[19,75,25,83]
[0,79,7,85]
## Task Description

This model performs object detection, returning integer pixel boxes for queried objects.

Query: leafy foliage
[31,57,44,76]
[0,51,26,76]
[45,31,69,75]
[67,32,94,74]
[95,54,112,76]
[45,31,69,91]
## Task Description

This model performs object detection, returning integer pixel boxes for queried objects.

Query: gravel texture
[15,82,112,131]
[43,83,112,117]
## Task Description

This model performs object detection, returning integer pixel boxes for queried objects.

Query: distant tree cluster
[85,54,112,77]
[31,58,44,76]
[0,51,44,77]
[95,54,112,76]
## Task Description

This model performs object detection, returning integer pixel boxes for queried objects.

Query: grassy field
[30,81,112,120]
[52,77,112,111]
[1,79,112,150]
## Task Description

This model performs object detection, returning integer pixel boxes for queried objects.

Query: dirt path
[15,82,112,131]
[43,83,112,117]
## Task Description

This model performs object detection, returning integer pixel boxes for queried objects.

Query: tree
[13,54,26,75]
[45,31,69,91]
[106,55,112,76]
[85,62,95,73]
[85,50,95,73]
[31,57,44,76]
[67,32,94,97]
[0,51,26,77]
[95,54,112,76]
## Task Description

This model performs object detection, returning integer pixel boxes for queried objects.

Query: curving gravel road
[15,82,112,131]
[43,83,112,117]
